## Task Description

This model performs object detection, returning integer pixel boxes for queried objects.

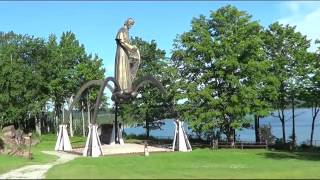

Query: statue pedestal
[110,121,124,145]
[172,120,192,152]
[55,124,72,151]
[83,124,103,157]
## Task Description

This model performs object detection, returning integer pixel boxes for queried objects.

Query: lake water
[124,108,320,145]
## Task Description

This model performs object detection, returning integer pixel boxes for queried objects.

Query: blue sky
[2,1,320,77]
[0,1,320,101]
[1,1,320,103]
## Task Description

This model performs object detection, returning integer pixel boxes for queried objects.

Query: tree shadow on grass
[258,151,320,161]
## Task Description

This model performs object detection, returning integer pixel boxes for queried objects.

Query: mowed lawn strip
[45,149,320,179]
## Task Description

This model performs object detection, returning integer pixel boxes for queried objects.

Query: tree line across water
[1,5,320,148]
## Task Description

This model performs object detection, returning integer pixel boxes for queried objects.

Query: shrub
[270,138,291,150]
[260,124,276,144]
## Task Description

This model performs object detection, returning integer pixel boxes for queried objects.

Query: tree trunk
[82,101,85,137]
[146,110,150,139]
[291,96,296,148]
[310,106,319,146]
[69,97,74,137]
[279,83,286,144]
[62,104,65,123]
[54,113,58,134]
[281,120,286,144]
[310,114,316,147]
[225,127,233,143]
[54,102,61,133]
[44,103,50,133]
[279,109,286,144]
[69,110,73,137]
[146,120,150,139]
[254,115,260,142]
[35,114,41,135]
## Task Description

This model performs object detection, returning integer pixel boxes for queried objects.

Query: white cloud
[286,2,301,14]
[278,2,320,52]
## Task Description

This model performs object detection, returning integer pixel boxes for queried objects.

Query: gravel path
[0,151,79,179]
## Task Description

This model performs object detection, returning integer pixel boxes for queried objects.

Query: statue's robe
[115,27,131,92]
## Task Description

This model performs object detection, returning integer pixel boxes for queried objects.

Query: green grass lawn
[0,134,86,174]
[46,148,320,179]
[2,135,320,179]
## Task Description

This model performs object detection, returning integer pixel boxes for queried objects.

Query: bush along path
[0,151,78,179]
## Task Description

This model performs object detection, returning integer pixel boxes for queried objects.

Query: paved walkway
[73,143,172,156]
[0,144,171,179]
[0,151,79,179]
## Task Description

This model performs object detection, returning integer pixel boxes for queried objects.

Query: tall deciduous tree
[0,31,106,135]
[263,22,310,144]
[301,42,320,146]
[49,32,87,127]
[120,37,171,138]
[75,54,105,135]
[0,32,50,133]
[172,5,274,141]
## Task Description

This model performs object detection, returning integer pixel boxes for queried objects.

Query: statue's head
[124,18,135,29]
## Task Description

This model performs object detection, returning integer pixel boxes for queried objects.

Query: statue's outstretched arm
[119,39,135,52]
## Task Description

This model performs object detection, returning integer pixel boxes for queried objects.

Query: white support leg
[119,123,125,145]
[83,124,103,157]
[172,122,178,151]
[55,124,72,151]
[182,121,192,151]
[110,122,115,145]
[172,120,192,152]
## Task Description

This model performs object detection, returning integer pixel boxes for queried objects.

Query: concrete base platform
[72,143,172,156]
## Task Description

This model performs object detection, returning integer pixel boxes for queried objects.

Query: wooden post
[28,133,32,159]
[144,141,149,157]
[231,141,235,149]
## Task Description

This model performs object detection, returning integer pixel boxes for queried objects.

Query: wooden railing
[213,140,268,150]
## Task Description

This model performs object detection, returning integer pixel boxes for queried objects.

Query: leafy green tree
[250,61,279,143]
[172,5,274,141]
[120,37,171,138]
[0,31,106,135]
[75,54,105,135]
[300,42,320,146]
[0,32,49,132]
[263,22,310,144]
[48,32,92,131]
[21,35,51,135]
